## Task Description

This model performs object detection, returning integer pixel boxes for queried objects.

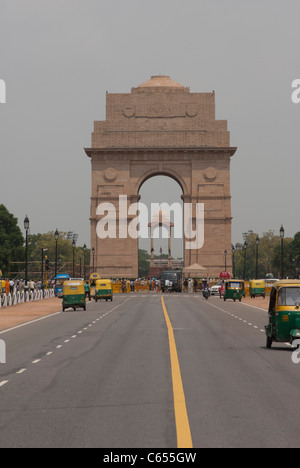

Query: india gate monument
[85,76,237,278]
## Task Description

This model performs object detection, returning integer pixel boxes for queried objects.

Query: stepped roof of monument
[137,75,186,89]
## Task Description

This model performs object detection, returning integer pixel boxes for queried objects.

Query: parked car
[210,282,222,296]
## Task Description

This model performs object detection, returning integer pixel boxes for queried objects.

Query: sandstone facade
[85,76,237,278]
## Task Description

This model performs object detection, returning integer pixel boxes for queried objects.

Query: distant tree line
[233,230,300,280]
[1,204,300,280]
[0,204,90,278]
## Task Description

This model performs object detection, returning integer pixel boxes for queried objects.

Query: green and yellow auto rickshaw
[223,280,245,302]
[265,280,300,348]
[89,273,101,299]
[94,279,113,302]
[62,280,86,311]
[249,279,265,299]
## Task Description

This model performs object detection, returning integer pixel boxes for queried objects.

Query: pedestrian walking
[9,279,14,294]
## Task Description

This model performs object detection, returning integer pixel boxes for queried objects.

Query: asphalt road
[0,294,300,448]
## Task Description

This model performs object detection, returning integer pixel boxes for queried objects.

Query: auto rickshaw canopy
[95,279,112,289]
[270,280,300,307]
[249,279,265,288]
[63,280,85,295]
[225,280,245,289]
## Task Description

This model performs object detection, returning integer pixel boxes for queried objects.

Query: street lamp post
[243,241,248,281]
[83,244,86,280]
[256,236,259,279]
[24,215,30,288]
[72,238,76,277]
[92,248,95,273]
[292,258,296,279]
[280,225,285,279]
[232,245,235,279]
[54,229,59,277]
[224,249,227,271]
[41,248,48,291]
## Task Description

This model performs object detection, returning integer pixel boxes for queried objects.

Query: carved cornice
[85,146,237,160]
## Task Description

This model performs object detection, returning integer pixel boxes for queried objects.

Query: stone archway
[85,76,237,278]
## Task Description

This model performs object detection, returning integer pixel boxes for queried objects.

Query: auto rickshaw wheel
[266,336,272,349]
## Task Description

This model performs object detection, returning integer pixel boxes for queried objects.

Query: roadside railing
[0,289,55,308]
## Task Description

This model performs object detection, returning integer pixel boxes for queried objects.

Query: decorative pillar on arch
[148,210,174,275]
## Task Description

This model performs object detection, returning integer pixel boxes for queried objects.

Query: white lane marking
[3,297,133,378]
[239,302,267,312]
[0,380,8,387]
[196,297,266,335]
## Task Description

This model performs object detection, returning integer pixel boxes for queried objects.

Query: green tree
[0,204,25,276]
[28,231,90,275]
[233,231,293,280]
[138,249,150,277]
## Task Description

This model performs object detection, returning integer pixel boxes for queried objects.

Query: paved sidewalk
[0,297,63,332]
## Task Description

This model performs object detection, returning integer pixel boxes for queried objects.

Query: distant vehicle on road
[223,280,245,302]
[54,274,70,297]
[62,280,86,311]
[249,279,265,298]
[265,279,300,348]
[210,282,222,296]
[161,271,182,293]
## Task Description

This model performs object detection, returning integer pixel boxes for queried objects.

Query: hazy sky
[1,0,300,257]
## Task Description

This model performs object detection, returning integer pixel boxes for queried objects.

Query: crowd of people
[1,276,212,297]
[1,278,44,295]
[182,277,210,293]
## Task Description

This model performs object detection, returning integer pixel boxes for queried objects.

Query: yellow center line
[161,296,193,449]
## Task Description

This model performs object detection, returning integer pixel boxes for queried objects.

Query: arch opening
[138,175,184,278]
